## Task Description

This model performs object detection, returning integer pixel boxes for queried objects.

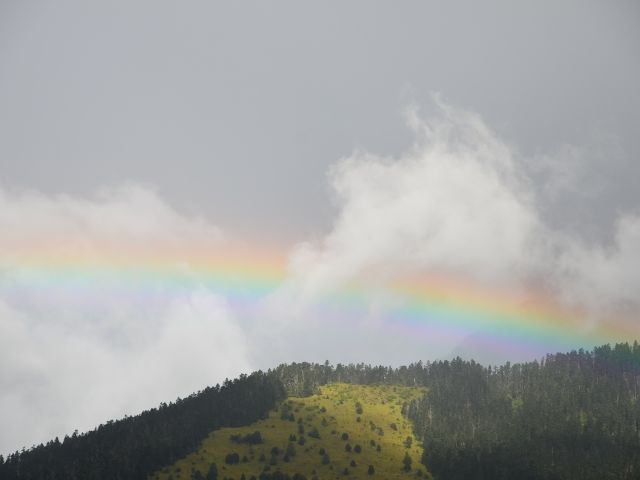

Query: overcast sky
[2,0,639,243]
[1,0,639,455]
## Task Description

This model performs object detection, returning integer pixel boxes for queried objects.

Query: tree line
[274,342,640,479]
[2,342,639,479]
[0,372,285,480]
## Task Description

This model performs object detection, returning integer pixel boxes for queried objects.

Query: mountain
[1,342,639,480]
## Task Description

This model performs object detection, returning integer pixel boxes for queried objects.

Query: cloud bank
[268,100,640,352]
[0,185,251,454]
[1,102,638,454]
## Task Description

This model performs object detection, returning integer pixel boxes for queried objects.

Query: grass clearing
[150,383,430,480]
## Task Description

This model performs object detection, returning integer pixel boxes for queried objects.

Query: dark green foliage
[0,372,284,480]
[353,444,361,453]
[274,342,640,479]
[403,436,412,449]
[408,342,640,480]
[321,453,330,465]
[255,473,306,480]
[230,431,263,445]
[367,465,375,475]
[280,402,295,422]
[191,469,205,480]
[402,452,412,472]
[285,443,296,458]
[349,460,356,467]
[344,443,351,452]
[206,463,218,480]
[307,427,320,439]
[340,432,349,441]
[4,342,640,480]
[224,452,240,465]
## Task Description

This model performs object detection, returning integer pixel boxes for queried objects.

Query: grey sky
[1,0,640,455]
[1,0,638,244]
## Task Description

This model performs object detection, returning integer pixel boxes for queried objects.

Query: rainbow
[0,243,636,358]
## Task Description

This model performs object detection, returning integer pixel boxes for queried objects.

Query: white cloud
[0,183,223,257]
[555,214,640,315]
[272,102,542,306]
[267,100,640,360]
[1,101,639,455]
[0,185,251,454]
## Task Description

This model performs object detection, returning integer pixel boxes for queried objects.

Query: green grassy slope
[150,383,430,480]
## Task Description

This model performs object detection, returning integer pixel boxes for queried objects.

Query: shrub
[206,463,218,480]
[402,452,412,472]
[230,431,263,445]
[286,443,297,458]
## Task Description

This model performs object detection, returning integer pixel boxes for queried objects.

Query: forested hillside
[0,372,285,480]
[151,384,427,480]
[275,343,640,480]
[1,342,639,479]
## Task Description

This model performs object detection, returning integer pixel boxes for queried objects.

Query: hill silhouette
[1,342,639,479]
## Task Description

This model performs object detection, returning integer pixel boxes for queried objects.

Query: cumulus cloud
[268,100,640,353]
[555,215,640,315]
[271,103,540,306]
[0,185,251,454]
[0,184,223,257]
